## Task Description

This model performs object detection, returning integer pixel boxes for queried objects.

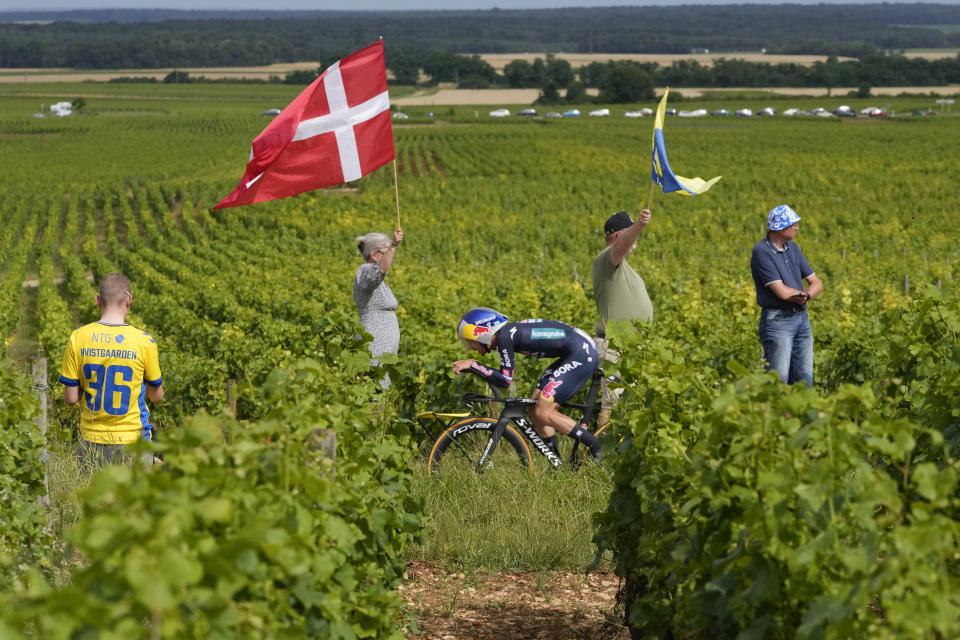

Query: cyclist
[452,307,602,459]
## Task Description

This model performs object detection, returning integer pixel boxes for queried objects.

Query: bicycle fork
[476,416,509,472]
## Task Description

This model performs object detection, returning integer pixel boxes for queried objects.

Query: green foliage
[162,70,192,84]
[594,314,960,639]
[1,82,960,637]
[284,68,322,86]
[503,59,539,88]
[4,5,960,68]
[421,52,498,87]
[0,363,53,587]
[2,358,421,639]
[388,55,419,86]
[597,61,656,104]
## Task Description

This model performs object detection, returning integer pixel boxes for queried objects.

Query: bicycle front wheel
[428,418,533,474]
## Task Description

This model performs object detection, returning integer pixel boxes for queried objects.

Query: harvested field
[475,50,960,71]
[0,62,322,83]
[475,52,857,71]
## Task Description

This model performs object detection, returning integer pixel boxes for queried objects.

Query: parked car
[624,111,645,118]
[489,108,510,117]
[810,107,828,115]
[261,108,282,116]
[517,108,537,116]
[589,108,611,117]
[678,109,707,117]
[664,108,677,116]
[562,109,581,117]
[735,108,753,117]
[833,105,855,117]
[758,107,777,116]
[545,111,562,118]
[911,109,925,116]
[711,109,731,116]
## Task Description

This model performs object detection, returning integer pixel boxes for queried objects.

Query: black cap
[604,211,633,235]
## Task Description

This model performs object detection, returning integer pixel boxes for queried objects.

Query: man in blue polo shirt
[750,205,824,387]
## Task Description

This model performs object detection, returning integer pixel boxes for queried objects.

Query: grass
[46,439,94,537]
[408,459,613,573]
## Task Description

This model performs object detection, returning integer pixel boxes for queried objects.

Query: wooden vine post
[31,357,52,509]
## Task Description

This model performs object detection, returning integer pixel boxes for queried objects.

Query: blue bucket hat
[767,204,801,231]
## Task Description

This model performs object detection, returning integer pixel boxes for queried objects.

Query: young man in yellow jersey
[59,272,163,467]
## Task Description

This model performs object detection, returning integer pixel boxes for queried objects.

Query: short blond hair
[98,272,131,307]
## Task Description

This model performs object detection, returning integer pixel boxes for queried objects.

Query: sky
[4,0,958,10]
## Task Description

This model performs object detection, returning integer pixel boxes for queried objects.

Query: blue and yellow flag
[651,87,721,196]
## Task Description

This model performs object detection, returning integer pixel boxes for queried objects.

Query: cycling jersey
[468,319,598,404]
[59,321,162,445]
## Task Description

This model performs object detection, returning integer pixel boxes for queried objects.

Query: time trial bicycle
[415,367,617,474]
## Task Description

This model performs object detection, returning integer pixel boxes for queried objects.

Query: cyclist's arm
[453,360,511,388]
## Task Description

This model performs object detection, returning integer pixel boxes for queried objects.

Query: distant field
[474,52,858,71]
[3,49,958,85]
[2,80,956,108]
[391,85,960,105]
[0,62,323,83]
[900,48,960,58]
[476,50,959,71]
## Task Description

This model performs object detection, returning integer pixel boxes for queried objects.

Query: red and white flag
[214,40,394,210]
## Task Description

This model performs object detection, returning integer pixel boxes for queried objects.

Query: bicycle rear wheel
[428,418,533,474]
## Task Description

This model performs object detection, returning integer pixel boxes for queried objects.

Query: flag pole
[646,181,655,211]
[393,158,401,227]
[393,156,400,229]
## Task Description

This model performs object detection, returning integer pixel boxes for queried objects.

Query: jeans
[758,307,813,387]
[77,437,154,470]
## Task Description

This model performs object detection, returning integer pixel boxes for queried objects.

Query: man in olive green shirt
[591,209,653,420]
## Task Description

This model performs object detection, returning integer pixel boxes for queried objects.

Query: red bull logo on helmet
[472,326,491,338]
[541,378,563,402]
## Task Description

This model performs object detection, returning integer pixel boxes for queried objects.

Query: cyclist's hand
[452,359,476,374]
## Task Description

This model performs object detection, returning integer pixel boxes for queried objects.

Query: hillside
[1,4,960,69]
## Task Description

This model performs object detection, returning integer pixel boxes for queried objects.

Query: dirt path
[401,562,628,640]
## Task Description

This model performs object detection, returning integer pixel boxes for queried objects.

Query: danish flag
[214,40,395,209]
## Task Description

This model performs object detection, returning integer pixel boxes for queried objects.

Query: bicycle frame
[475,397,563,470]
[464,367,610,472]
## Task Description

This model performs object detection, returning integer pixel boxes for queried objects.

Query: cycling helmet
[457,307,509,348]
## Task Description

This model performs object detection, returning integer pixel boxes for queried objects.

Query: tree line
[103,52,960,105]
[2,4,960,69]
[384,53,960,104]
